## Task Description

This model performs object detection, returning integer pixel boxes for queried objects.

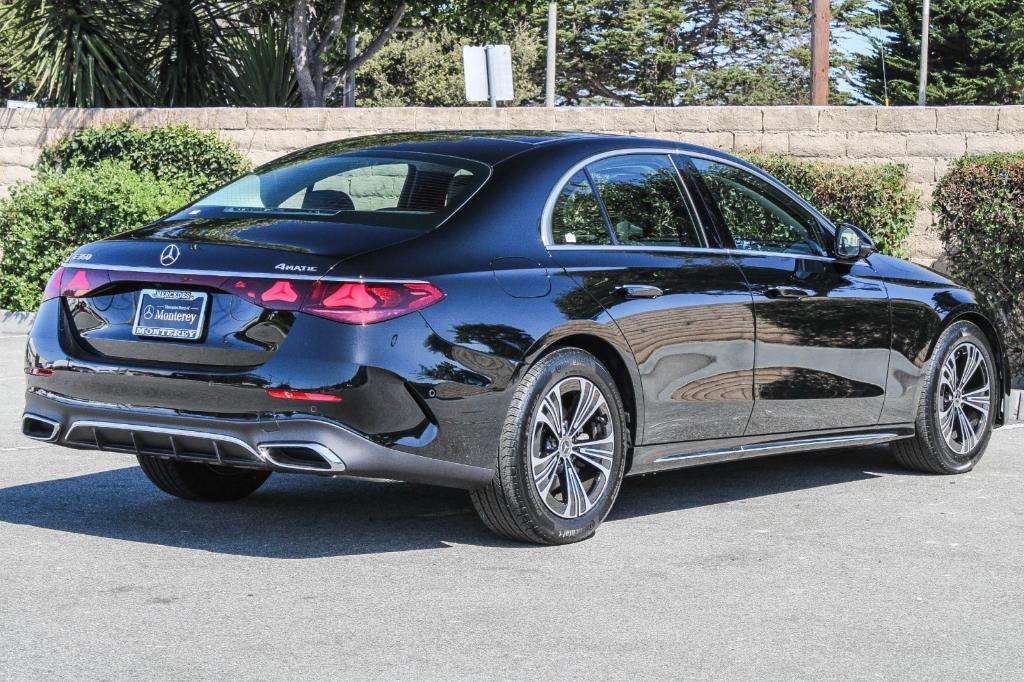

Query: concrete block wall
[3,105,1024,266]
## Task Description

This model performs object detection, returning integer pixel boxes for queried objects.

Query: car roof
[264,130,744,168]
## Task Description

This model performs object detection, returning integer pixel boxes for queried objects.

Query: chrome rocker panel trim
[629,428,915,475]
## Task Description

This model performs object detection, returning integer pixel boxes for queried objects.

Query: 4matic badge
[275,263,319,273]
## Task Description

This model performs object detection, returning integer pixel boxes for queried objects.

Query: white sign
[5,100,39,109]
[463,45,514,103]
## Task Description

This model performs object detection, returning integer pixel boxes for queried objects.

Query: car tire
[137,456,271,501]
[470,348,629,545]
[892,320,998,474]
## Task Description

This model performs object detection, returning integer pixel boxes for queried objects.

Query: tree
[550,0,870,106]
[286,0,540,107]
[0,0,304,107]
[858,0,1024,104]
[357,23,543,107]
[144,0,239,107]
[0,0,152,106]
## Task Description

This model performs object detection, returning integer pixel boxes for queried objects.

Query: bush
[37,123,250,193]
[934,153,1024,377]
[741,153,919,257]
[0,162,193,311]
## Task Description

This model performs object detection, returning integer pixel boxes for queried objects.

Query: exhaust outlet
[258,443,346,473]
[22,414,61,442]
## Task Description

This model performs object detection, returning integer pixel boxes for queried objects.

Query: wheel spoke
[962,388,991,417]
[940,357,957,392]
[567,380,606,439]
[939,405,956,442]
[958,345,982,391]
[538,390,565,437]
[956,407,977,453]
[572,447,612,478]
[563,462,592,517]
[533,454,560,498]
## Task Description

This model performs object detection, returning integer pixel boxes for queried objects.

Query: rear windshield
[167,151,489,230]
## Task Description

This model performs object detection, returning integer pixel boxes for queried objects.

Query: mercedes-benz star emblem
[159,244,180,267]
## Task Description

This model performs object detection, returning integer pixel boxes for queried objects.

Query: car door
[684,155,891,436]
[545,152,756,444]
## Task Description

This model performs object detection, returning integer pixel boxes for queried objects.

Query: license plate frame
[132,289,209,341]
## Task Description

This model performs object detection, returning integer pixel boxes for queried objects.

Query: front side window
[690,158,826,256]
[550,171,612,245]
[587,154,704,248]
[170,152,488,231]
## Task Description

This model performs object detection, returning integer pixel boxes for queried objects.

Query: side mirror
[834,223,874,261]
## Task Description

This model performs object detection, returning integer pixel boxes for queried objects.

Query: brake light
[267,389,342,402]
[41,267,65,301]
[42,267,113,300]
[301,281,444,324]
[261,280,299,304]
[66,269,92,296]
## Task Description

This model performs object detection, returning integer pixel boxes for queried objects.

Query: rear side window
[587,154,704,247]
[173,152,488,230]
[550,171,613,245]
[690,158,826,256]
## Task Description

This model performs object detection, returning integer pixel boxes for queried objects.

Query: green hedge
[0,162,194,311]
[37,123,250,193]
[934,153,1024,377]
[742,153,919,257]
[0,123,250,311]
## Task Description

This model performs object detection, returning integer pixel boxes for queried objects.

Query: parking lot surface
[1,332,1022,680]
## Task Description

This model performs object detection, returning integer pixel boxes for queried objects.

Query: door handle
[616,284,664,299]
[765,286,813,300]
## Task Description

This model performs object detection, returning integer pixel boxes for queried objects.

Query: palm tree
[0,0,151,106]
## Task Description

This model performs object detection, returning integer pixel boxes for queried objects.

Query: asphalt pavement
[1,332,1021,680]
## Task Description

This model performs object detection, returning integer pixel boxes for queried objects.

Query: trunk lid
[59,217,424,368]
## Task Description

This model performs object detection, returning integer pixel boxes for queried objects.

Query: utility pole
[545,2,557,107]
[918,0,930,106]
[810,0,831,105]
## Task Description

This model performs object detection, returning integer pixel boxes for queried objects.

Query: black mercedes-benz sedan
[22,131,1010,544]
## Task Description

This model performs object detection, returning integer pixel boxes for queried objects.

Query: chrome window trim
[540,147,839,258]
[59,262,429,285]
[545,243,841,263]
[542,148,712,249]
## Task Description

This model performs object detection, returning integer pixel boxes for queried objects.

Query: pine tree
[858,0,1024,104]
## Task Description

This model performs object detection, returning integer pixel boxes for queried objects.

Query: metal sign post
[484,45,497,108]
[918,0,931,106]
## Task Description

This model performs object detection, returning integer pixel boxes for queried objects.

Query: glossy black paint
[24,131,1010,484]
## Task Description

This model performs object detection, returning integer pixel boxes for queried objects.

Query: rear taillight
[41,267,65,302]
[41,265,442,324]
[300,281,444,325]
[42,267,112,301]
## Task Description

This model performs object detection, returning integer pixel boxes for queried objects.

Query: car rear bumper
[22,391,493,489]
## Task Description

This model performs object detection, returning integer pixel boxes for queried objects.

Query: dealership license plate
[132,289,208,341]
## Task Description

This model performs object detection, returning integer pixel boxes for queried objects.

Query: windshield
[167,151,490,230]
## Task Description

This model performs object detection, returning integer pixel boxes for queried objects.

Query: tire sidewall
[922,322,997,472]
[507,349,628,543]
